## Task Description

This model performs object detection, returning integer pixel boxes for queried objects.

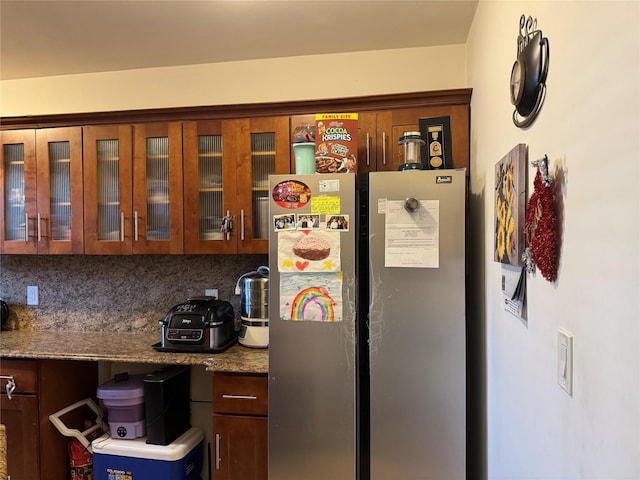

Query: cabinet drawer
[213,374,267,416]
[0,358,37,394]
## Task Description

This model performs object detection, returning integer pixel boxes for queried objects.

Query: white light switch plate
[557,329,573,396]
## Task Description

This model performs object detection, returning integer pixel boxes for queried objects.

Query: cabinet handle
[382,132,387,165]
[134,211,139,241]
[37,212,42,242]
[366,132,370,166]
[215,433,222,470]
[222,394,257,400]
[240,209,245,241]
[1,375,16,400]
[226,210,232,241]
[25,213,29,242]
[120,212,125,242]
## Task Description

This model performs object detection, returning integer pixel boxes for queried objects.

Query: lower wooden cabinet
[0,358,98,480]
[212,373,268,480]
[0,394,39,479]
[212,414,267,480]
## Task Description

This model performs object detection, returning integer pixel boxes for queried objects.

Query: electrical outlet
[27,285,39,305]
[557,329,573,396]
[205,288,218,299]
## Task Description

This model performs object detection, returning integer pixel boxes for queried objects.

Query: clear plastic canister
[398,131,425,164]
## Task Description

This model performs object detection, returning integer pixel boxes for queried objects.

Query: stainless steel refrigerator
[268,170,466,480]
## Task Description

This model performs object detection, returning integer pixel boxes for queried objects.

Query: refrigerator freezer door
[268,173,358,480]
[368,170,466,479]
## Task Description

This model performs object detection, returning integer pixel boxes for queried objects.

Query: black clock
[510,15,549,128]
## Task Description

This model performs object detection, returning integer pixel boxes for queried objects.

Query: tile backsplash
[0,254,268,333]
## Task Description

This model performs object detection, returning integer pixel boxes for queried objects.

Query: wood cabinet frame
[1,90,472,131]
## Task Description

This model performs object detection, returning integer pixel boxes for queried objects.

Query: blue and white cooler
[91,426,204,480]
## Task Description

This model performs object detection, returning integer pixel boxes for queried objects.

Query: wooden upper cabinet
[235,116,290,255]
[83,125,134,255]
[184,117,289,255]
[356,111,378,173]
[132,122,184,254]
[1,127,83,254]
[2,90,471,256]
[84,122,184,255]
[36,127,84,254]
[375,105,470,172]
[183,120,237,254]
[1,129,37,254]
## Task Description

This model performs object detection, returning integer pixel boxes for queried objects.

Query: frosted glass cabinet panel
[197,134,224,240]
[1,128,83,254]
[95,139,122,241]
[47,142,72,240]
[3,142,26,242]
[132,122,183,254]
[251,132,276,242]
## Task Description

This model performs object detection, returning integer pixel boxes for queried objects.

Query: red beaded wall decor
[523,156,559,282]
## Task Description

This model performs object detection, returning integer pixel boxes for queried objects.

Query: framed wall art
[494,144,527,265]
[419,116,453,170]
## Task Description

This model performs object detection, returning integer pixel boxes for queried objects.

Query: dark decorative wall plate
[510,15,550,128]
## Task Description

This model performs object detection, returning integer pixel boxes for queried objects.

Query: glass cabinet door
[183,120,237,254]
[1,130,37,254]
[132,122,183,254]
[35,127,83,254]
[1,128,82,254]
[83,125,133,255]
[236,116,291,254]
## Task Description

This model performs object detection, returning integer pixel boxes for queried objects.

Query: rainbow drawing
[290,286,336,322]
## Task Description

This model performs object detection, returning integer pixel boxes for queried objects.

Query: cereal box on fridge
[315,113,358,173]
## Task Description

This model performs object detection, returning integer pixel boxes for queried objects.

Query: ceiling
[0,0,478,81]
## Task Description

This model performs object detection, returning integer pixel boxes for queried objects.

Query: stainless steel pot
[239,267,269,319]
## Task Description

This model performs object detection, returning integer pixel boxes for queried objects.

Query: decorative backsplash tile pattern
[0,254,268,333]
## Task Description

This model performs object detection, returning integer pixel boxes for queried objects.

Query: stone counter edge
[0,331,268,374]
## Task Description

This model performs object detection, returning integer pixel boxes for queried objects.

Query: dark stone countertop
[0,330,268,374]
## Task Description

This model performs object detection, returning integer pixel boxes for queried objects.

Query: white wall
[467,1,639,478]
[0,45,466,116]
